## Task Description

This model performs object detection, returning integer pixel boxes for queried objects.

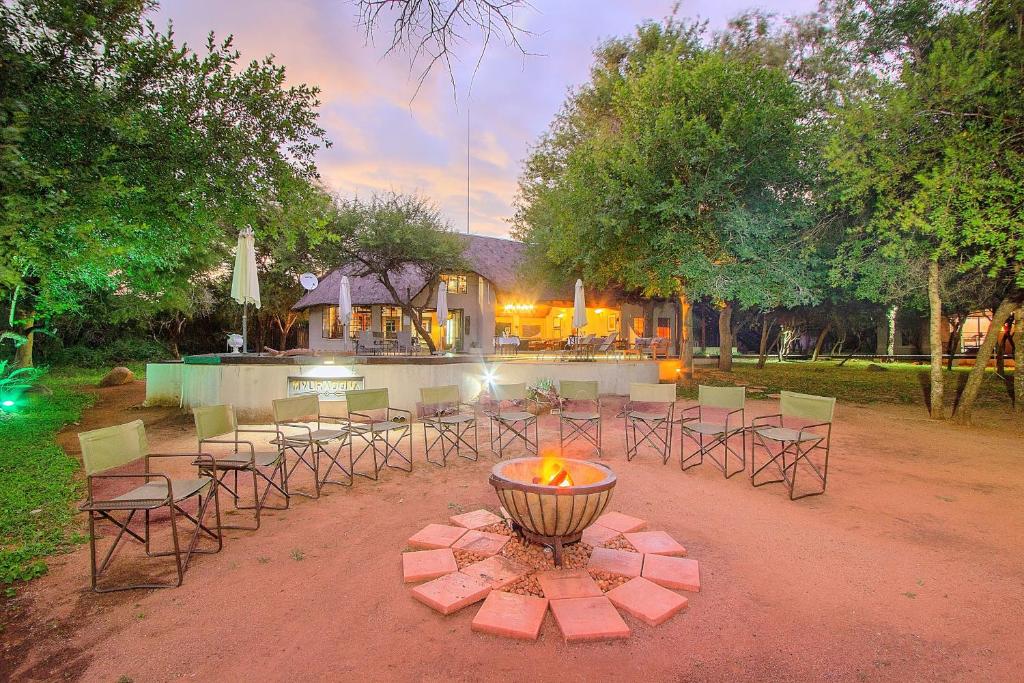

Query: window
[631,317,646,336]
[323,305,371,339]
[657,317,672,338]
[382,305,403,337]
[440,273,468,294]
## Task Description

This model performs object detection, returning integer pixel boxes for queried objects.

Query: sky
[155,0,818,238]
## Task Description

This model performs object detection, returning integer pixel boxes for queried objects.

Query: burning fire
[533,457,574,487]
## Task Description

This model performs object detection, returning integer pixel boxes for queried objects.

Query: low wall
[145,358,661,421]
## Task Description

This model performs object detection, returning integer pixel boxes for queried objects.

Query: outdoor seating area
[76,378,835,592]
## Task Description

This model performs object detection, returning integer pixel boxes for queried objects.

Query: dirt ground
[2,380,1023,682]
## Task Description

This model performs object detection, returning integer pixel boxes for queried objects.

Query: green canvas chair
[418,385,478,467]
[623,383,676,464]
[558,380,602,457]
[346,388,413,477]
[750,391,836,500]
[78,420,222,592]
[485,383,539,458]
[193,405,288,530]
[272,394,348,496]
[679,385,746,478]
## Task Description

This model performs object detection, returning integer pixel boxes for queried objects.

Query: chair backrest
[652,337,669,348]
[493,383,527,401]
[560,380,598,401]
[596,332,617,351]
[357,330,374,345]
[780,391,835,422]
[347,388,389,412]
[420,385,460,405]
[397,329,412,347]
[273,394,319,423]
[194,404,236,441]
[698,385,745,411]
[79,420,147,475]
[629,383,675,404]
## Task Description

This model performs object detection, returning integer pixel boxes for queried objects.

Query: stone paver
[410,571,492,615]
[623,531,687,557]
[402,548,458,583]
[471,591,549,640]
[549,596,630,642]
[407,523,467,550]
[581,524,620,547]
[595,511,647,533]
[535,569,602,600]
[587,547,643,578]
[606,577,689,626]
[450,509,503,530]
[452,529,509,556]
[641,554,701,592]
[460,555,530,590]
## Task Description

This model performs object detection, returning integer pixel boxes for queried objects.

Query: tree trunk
[953,297,1017,424]
[13,314,34,368]
[678,291,693,379]
[886,305,898,360]
[1013,307,1023,414]
[875,320,887,357]
[946,314,963,371]
[811,319,832,362]
[927,261,944,420]
[717,301,733,372]
[757,315,772,369]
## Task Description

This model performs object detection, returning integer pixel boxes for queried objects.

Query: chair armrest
[388,407,411,422]
[82,472,173,509]
[148,451,219,471]
[751,413,782,428]
[199,438,257,465]
[797,422,831,441]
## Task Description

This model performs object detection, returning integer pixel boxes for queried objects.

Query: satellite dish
[299,273,319,291]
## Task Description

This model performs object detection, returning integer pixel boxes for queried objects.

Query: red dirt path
[2,380,1023,682]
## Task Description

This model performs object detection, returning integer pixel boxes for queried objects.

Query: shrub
[56,336,169,368]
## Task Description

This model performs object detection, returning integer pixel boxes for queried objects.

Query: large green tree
[1,0,328,365]
[513,19,818,375]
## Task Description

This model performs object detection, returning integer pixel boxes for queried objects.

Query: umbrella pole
[242,302,248,354]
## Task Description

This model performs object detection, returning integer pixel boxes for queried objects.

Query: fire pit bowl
[489,457,616,566]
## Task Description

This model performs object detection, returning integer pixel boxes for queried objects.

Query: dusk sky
[156,1,818,237]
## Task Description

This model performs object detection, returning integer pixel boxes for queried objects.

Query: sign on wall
[287,375,365,401]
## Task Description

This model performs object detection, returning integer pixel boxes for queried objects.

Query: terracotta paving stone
[587,547,643,578]
[450,509,503,530]
[402,548,459,583]
[407,524,467,550]
[595,511,647,533]
[581,524,619,547]
[641,554,701,592]
[452,529,509,556]
[471,591,549,640]
[535,569,603,600]
[549,596,630,642]
[410,571,492,615]
[460,555,530,590]
[623,531,687,557]
[606,577,689,626]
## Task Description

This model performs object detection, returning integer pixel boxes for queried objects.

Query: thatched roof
[293,234,564,310]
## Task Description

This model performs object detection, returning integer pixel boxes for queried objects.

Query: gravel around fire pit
[603,536,638,552]
[453,550,488,569]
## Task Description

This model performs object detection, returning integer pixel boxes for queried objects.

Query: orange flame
[533,457,574,487]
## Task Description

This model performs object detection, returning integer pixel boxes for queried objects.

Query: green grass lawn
[684,358,1016,408]
[0,365,143,589]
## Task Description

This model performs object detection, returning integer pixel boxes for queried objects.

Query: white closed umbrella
[572,278,588,334]
[436,280,448,354]
[230,227,261,353]
[338,275,353,351]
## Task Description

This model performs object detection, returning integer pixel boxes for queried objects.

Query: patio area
[3,379,1023,681]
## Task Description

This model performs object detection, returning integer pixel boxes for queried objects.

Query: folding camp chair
[78,420,222,592]
[558,380,602,457]
[485,383,540,458]
[346,388,413,477]
[750,390,836,500]
[272,394,349,496]
[193,405,288,530]
[623,383,676,464]
[418,385,478,467]
[679,385,746,478]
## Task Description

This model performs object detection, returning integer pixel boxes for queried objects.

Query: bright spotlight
[1,400,14,408]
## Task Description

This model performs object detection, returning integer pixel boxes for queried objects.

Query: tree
[310,192,466,353]
[0,0,329,366]
[513,18,817,377]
